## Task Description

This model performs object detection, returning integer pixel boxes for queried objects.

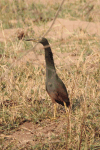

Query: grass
[0,0,100,149]
[1,0,100,29]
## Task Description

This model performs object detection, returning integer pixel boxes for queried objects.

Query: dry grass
[0,0,100,150]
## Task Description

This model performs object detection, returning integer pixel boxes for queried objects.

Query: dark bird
[25,37,70,118]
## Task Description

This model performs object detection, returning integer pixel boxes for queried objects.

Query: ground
[0,0,100,150]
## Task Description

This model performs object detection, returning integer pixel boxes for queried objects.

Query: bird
[25,37,70,119]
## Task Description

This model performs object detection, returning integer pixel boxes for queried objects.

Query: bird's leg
[64,102,71,141]
[64,102,69,116]
[54,103,56,119]
[64,102,70,150]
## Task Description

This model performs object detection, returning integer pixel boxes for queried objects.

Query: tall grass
[0,0,100,149]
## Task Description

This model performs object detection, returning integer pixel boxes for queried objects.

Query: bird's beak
[24,38,40,43]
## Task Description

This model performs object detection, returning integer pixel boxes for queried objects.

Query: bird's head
[39,38,48,45]
[24,37,48,46]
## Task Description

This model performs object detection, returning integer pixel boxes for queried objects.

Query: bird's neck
[44,44,56,72]
[44,45,56,80]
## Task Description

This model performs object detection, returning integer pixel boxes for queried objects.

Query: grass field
[0,0,100,149]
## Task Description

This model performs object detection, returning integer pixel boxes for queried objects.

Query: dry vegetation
[0,0,100,149]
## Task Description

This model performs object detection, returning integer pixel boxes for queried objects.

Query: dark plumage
[26,37,70,118]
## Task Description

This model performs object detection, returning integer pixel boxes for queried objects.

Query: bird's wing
[56,82,69,102]
[47,82,69,105]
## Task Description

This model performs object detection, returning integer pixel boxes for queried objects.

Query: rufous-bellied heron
[25,37,70,119]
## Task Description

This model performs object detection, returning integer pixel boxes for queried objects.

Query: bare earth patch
[0,19,100,68]
[1,19,100,42]
[1,116,68,149]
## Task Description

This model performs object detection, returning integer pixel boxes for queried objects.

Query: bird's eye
[48,82,52,87]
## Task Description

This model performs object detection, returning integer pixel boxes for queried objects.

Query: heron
[25,37,70,119]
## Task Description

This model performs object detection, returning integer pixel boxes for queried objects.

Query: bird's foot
[48,116,58,120]
[60,114,67,118]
